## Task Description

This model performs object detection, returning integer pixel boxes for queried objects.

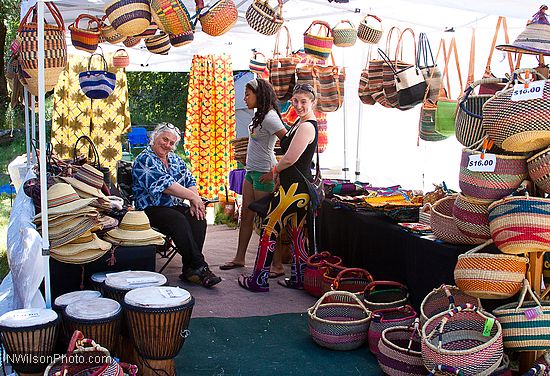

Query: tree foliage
[127,71,189,129]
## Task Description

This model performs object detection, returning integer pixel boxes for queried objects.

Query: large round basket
[430,195,482,245]
[420,284,480,326]
[527,146,550,194]
[245,0,284,36]
[363,280,410,312]
[357,14,382,44]
[332,20,357,47]
[198,0,238,37]
[378,322,425,376]
[104,0,152,37]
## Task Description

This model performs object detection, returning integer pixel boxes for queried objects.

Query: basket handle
[376,305,417,324]
[75,14,100,30]
[73,135,101,168]
[311,290,371,316]
[87,53,109,72]
[18,1,65,32]
[497,68,548,94]
[542,286,550,300]
[405,318,421,353]
[334,268,373,285]
[114,48,128,57]
[458,77,508,119]
[304,20,333,38]
[307,251,333,266]
[429,304,492,347]
[364,280,408,297]
[516,279,543,311]
[364,14,382,24]
[428,365,464,376]
[333,20,355,29]
[464,239,494,255]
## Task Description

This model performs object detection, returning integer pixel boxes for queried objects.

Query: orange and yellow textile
[185,54,236,199]
[51,53,131,175]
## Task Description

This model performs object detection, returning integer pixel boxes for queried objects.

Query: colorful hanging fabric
[185,54,236,199]
[51,53,131,176]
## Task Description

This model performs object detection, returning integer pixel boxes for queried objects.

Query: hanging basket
[332,20,357,47]
[104,0,152,37]
[357,14,383,44]
[100,15,126,44]
[303,20,334,60]
[150,0,193,36]
[123,36,141,47]
[527,146,550,194]
[69,14,101,54]
[169,31,194,47]
[245,0,284,36]
[112,49,130,68]
[249,51,267,74]
[304,252,343,298]
[145,32,170,55]
[420,284,481,326]
[198,0,238,37]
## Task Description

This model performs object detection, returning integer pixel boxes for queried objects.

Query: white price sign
[158,287,184,299]
[511,80,545,101]
[467,153,497,172]
[126,277,158,285]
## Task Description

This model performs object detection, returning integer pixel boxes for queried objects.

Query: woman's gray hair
[149,122,182,150]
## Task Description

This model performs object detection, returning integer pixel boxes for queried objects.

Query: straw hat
[61,164,107,199]
[105,211,165,245]
[102,234,165,246]
[49,217,101,248]
[497,6,550,56]
[37,212,99,229]
[33,183,96,220]
[51,230,111,263]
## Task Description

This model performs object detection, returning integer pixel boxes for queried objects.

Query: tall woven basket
[420,284,481,326]
[527,146,550,194]
[357,14,383,44]
[245,0,284,36]
[377,321,425,376]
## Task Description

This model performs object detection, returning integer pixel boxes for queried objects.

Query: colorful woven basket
[100,16,126,44]
[493,280,550,351]
[304,252,343,298]
[482,68,550,152]
[150,0,193,36]
[135,21,158,39]
[458,148,528,200]
[122,36,141,47]
[321,262,347,295]
[357,14,383,44]
[328,268,374,304]
[452,193,493,241]
[245,0,284,36]
[69,14,101,54]
[377,320,425,376]
[145,32,170,55]
[332,20,357,47]
[454,240,528,299]
[527,146,550,194]
[104,0,152,37]
[422,304,503,376]
[430,195,482,245]
[307,291,371,351]
[363,281,410,312]
[368,305,417,356]
[198,0,238,37]
[420,284,481,326]
[112,49,130,68]
[488,195,550,254]
[249,51,267,74]
[304,20,334,60]
[169,31,194,47]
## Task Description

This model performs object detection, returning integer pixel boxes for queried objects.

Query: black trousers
[144,205,207,272]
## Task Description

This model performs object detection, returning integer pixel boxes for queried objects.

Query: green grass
[0,134,26,187]
[0,196,11,280]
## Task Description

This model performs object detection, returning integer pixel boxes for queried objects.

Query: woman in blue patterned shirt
[132,123,221,288]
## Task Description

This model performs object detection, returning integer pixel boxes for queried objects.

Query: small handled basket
[422,304,503,376]
[377,319,425,376]
[493,279,550,351]
[332,20,357,47]
[145,32,171,55]
[307,290,371,351]
[527,146,550,194]
[368,305,417,356]
[454,239,528,299]
[197,0,238,37]
[304,252,343,298]
[420,284,481,326]
[69,14,101,54]
[112,49,130,68]
[303,20,334,60]
[363,281,410,311]
[328,268,374,304]
[357,14,383,44]
[249,51,267,75]
[245,0,284,36]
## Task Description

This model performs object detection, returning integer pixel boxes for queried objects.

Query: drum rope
[142,357,172,376]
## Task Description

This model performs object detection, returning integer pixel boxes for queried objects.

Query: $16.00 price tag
[511,80,545,101]
[467,153,496,172]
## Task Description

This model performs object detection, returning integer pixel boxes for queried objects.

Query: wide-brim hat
[51,248,106,264]
[34,206,98,224]
[34,183,96,219]
[105,211,165,242]
[49,217,101,248]
[60,164,107,199]
[37,212,99,229]
[102,234,165,246]
[61,176,106,199]
[497,8,550,56]
[51,231,111,257]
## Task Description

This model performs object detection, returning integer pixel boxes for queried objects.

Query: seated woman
[132,123,221,288]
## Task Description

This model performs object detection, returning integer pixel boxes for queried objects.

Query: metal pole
[24,88,31,167]
[355,44,371,181]
[37,0,51,309]
[31,95,36,164]
[341,48,348,180]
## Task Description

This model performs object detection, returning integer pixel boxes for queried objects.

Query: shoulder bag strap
[466,28,475,86]
[422,38,448,104]
[484,16,515,76]
[441,37,463,99]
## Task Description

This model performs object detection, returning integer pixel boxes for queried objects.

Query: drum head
[54,290,102,309]
[0,308,58,328]
[104,271,167,290]
[91,272,108,284]
[125,286,192,308]
[65,298,121,320]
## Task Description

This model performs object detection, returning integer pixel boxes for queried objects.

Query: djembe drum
[123,286,195,376]
[64,298,122,352]
[0,308,59,376]
[103,271,167,303]
[90,271,108,294]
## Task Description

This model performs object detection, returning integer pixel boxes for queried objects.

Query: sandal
[219,261,245,270]
[238,274,269,292]
[269,271,285,279]
[277,278,304,290]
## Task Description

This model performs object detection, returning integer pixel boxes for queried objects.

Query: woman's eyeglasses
[293,84,316,98]
[159,123,181,135]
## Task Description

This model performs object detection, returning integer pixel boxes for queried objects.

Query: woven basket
[321,262,347,295]
[328,268,374,304]
[169,31,194,47]
[458,148,528,200]
[123,36,141,47]
[69,14,101,54]
[245,0,284,36]
[104,0,151,37]
[307,291,371,351]
[363,281,410,312]
[249,51,267,74]
[482,68,550,152]
[357,14,383,44]
[145,32,170,55]
[112,49,130,68]
[304,20,334,60]
[377,321,425,376]
[332,20,357,47]
[304,252,343,298]
[430,195,482,245]
[135,21,158,39]
[527,146,550,194]
[100,16,126,44]
[488,195,550,254]
[420,284,481,326]
[493,279,550,351]
[150,0,193,36]
[454,240,528,299]
[492,354,512,376]
[198,0,238,37]
[452,193,493,241]
[368,305,417,356]
[422,304,503,376]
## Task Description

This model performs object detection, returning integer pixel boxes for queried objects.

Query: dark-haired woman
[239,83,318,292]
[220,78,287,275]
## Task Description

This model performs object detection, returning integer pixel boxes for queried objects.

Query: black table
[319,200,476,311]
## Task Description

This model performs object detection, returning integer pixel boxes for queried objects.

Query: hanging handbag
[332,20,357,47]
[245,0,284,36]
[249,51,267,74]
[358,46,376,105]
[268,26,299,101]
[69,14,101,54]
[112,49,130,68]
[357,14,383,44]
[79,53,117,100]
[303,21,334,60]
[381,27,414,109]
[417,32,441,102]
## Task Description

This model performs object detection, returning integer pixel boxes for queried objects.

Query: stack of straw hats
[103,211,165,246]
[61,164,112,212]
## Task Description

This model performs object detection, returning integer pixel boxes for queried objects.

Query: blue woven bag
[79,53,116,100]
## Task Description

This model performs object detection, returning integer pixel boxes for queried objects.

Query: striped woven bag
[69,14,101,54]
[145,32,170,55]
[527,146,550,194]
[268,26,298,101]
[104,0,151,37]
[357,14,383,44]
[454,240,528,299]
[245,0,284,36]
[78,54,117,100]
[304,21,334,60]
[493,279,550,351]
[249,52,267,74]
[169,31,194,47]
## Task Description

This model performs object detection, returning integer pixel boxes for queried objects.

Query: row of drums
[0,271,194,376]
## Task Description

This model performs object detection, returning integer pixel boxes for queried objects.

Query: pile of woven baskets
[230,137,248,166]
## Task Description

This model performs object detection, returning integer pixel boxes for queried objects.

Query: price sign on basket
[511,80,544,101]
[467,154,497,172]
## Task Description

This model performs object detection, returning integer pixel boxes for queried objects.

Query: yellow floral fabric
[51,53,131,176]
[185,54,236,199]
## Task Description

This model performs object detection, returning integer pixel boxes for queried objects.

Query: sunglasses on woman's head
[293,84,316,98]
[159,123,181,135]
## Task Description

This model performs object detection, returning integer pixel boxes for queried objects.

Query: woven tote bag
[104,0,151,37]
[493,279,550,351]
[357,46,380,105]
[79,54,117,100]
[452,193,493,241]
[304,252,343,298]
[304,21,334,60]
[482,68,550,152]
[268,26,298,101]
[17,1,67,97]
[332,20,357,47]
[249,52,267,74]
[488,195,550,254]
[150,0,193,36]
[430,195,481,245]
[368,305,417,356]
[357,14,382,44]
[527,146,550,194]
[377,320,425,376]
[197,0,238,37]
[422,304,503,376]
[245,0,284,36]
[454,240,528,299]
[419,284,481,326]
[363,281,410,312]
[417,32,441,103]
[69,14,101,54]
[145,32,170,55]
[381,28,414,109]
[295,59,345,112]
[458,148,528,201]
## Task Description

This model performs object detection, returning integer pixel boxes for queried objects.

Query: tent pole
[31,95,36,165]
[341,48,347,180]
[355,100,363,181]
[24,88,31,167]
[37,0,51,309]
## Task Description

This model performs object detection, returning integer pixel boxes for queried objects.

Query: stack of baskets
[304,252,343,298]
[230,137,249,166]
